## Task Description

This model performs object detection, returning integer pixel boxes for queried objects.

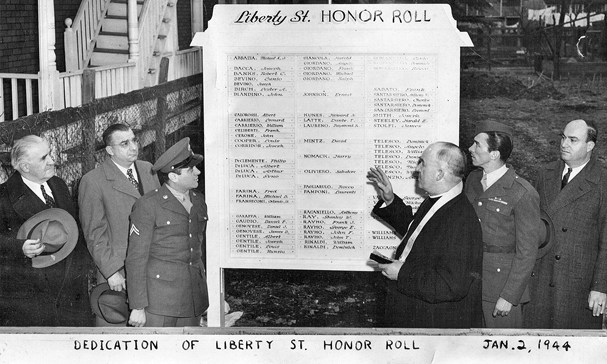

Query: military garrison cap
[474,120,513,137]
[153,137,203,173]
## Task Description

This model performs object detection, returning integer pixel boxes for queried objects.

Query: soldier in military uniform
[126,137,209,327]
[465,120,541,328]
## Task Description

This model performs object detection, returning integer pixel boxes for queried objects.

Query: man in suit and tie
[0,135,93,326]
[79,123,160,326]
[465,120,541,328]
[126,137,209,327]
[367,142,483,328]
[525,119,607,329]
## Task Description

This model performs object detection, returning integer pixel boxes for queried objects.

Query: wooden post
[154,58,170,159]
[192,0,204,34]
[127,0,140,89]
[82,69,96,104]
[487,31,492,71]
[38,0,61,112]
[81,116,97,175]
[128,2,139,61]
[64,18,78,72]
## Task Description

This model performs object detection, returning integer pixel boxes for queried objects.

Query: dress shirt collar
[563,159,589,182]
[111,160,138,181]
[483,164,508,190]
[21,175,53,202]
[166,184,190,203]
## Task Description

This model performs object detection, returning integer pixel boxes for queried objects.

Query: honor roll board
[192,4,472,324]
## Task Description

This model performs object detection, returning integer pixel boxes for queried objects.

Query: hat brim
[89,283,129,324]
[179,153,203,169]
[537,209,555,259]
[16,208,79,268]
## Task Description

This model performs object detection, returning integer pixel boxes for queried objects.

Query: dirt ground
[225,68,607,327]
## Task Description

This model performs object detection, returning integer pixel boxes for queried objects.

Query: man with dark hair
[126,137,208,327]
[78,123,159,326]
[465,121,541,328]
[0,135,93,326]
[367,142,483,328]
[525,119,607,329]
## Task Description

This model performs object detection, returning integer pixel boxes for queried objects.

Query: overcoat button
[562,227,567,232]
[555,255,561,260]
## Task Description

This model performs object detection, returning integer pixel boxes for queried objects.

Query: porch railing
[171,47,203,79]
[0,74,38,122]
[1,48,201,122]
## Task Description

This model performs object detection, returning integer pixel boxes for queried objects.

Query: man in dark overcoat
[525,119,607,329]
[78,123,159,326]
[465,121,540,328]
[126,138,209,327]
[0,135,93,326]
[367,142,483,328]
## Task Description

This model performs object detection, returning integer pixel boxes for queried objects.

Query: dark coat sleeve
[371,194,414,237]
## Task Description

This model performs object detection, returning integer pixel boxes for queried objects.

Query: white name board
[192,4,471,325]
[193,4,470,272]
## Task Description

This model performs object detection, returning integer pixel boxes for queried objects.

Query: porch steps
[89,0,144,67]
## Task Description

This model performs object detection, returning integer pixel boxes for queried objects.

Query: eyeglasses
[112,137,140,148]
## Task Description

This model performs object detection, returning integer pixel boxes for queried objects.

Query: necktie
[41,185,56,208]
[481,174,488,191]
[126,168,140,191]
[180,194,193,214]
[561,167,572,189]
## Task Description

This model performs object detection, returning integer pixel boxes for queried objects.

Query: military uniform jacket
[79,157,159,279]
[372,192,483,328]
[525,158,607,329]
[0,173,93,326]
[464,167,540,305]
[126,184,209,318]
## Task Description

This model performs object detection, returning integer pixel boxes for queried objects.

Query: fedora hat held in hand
[17,208,79,268]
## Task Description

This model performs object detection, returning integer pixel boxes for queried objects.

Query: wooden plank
[11,79,18,120]
[25,79,33,115]
[0,77,4,122]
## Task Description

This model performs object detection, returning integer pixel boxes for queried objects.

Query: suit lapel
[542,161,562,209]
[46,177,74,215]
[134,160,159,194]
[102,157,142,199]
[547,159,598,214]
[6,173,47,221]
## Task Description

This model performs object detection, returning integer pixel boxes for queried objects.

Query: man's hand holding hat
[22,238,43,258]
